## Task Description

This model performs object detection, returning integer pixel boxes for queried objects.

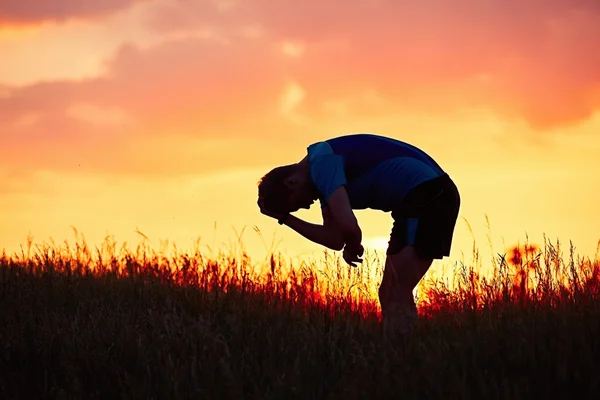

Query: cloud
[5,0,600,129]
[279,81,306,122]
[0,32,311,179]
[66,103,132,126]
[0,85,11,98]
[1,0,600,184]
[143,0,227,33]
[0,34,284,125]
[144,0,600,129]
[269,0,600,129]
[0,0,148,24]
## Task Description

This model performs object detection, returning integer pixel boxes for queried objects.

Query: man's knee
[378,277,412,306]
[385,245,433,290]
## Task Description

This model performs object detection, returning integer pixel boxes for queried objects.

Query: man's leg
[379,174,460,340]
[379,245,433,341]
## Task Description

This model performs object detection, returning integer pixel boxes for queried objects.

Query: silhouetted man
[257,133,460,340]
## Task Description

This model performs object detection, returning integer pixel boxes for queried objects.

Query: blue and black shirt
[307,133,446,212]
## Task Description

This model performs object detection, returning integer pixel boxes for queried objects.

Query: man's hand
[257,197,286,221]
[343,242,364,267]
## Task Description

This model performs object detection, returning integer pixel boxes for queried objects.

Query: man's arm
[282,141,360,252]
[282,184,361,252]
[325,186,362,248]
[304,143,359,245]
[283,208,344,251]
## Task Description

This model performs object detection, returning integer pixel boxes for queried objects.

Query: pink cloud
[269,0,600,129]
[0,0,148,24]
[144,0,600,128]
[0,35,286,129]
[0,34,307,179]
[142,0,225,32]
[2,0,600,183]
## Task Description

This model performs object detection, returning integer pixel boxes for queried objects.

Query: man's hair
[257,164,297,214]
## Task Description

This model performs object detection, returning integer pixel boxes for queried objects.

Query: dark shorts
[387,173,461,259]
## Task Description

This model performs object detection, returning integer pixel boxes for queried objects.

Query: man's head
[258,163,318,214]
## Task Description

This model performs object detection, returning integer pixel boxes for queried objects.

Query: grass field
[1,231,599,399]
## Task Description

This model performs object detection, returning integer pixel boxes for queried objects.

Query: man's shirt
[307,133,446,211]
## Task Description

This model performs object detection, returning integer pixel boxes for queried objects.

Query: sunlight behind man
[364,236,391,252]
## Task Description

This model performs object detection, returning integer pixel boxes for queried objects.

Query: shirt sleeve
[307,142,347,208]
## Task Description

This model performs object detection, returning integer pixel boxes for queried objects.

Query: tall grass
[1,230,599,399]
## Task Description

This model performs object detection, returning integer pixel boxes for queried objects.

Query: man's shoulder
[307,142,336,167]
[307,141,334,156]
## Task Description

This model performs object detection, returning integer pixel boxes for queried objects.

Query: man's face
[286,185,316,212]
[283,174,317,212]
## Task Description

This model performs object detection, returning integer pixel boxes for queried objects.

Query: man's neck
[296,157,319,200]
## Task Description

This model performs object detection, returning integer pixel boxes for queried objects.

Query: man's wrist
[343,231,362,248]
[278,213,290,225]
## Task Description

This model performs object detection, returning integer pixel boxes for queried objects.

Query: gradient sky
[1,0,600,275]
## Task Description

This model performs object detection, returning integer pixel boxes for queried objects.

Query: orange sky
[1,0,600,279]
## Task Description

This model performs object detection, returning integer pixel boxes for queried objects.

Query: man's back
[307,133,446,211]
[324,134,445,180]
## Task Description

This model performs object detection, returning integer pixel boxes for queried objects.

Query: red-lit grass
[1,231,599,399]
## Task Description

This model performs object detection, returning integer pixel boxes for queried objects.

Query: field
[1,230,599,399]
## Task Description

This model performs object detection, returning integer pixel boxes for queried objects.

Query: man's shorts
[387,173,461,259]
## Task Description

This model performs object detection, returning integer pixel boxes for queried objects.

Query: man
[257,133,460,340]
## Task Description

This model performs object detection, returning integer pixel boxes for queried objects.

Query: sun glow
[364,236,390,251]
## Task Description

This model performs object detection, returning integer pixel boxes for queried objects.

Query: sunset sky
[1,0,600,275]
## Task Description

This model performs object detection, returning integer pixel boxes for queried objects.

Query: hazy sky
[1,0,599,273]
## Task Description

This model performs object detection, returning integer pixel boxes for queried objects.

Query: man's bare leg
[378,245,433,341]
